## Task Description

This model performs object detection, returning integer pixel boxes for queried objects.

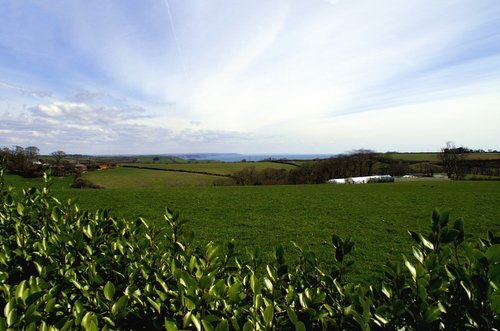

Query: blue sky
[1,0,500,155]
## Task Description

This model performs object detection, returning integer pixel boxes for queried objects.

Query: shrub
[367,175,394,184]
[0,167,498,330]
[71,178,103,189]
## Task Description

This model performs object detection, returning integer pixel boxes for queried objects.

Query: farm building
[327,175,393,184]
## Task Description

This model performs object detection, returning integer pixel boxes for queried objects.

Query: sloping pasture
[120,161,297,175]
[81,162,296,188]
[36,179,500,283]
[81,167,234,188]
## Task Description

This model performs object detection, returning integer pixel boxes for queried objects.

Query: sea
[171,153,336,162]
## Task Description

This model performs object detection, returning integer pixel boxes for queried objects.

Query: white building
[327,175,393,184]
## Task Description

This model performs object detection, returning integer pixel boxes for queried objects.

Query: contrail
[163,0,187,75]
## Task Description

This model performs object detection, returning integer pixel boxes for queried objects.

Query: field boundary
[269,160,301,167]
[121,164,241,181]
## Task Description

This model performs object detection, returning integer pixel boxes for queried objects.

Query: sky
[1,0,500,155]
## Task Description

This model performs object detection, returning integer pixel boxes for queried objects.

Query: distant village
[0,146,140,178]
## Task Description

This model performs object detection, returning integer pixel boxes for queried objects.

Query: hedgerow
[0,166,498,330]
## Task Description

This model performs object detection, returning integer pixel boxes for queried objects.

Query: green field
[5,173,500,283]
[134,155,189,163]
[82,162,296,188]
[121,161,296,174]
[81,167,234,188]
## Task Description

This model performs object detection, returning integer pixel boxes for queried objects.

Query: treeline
[0,146,114,177]
[236,145,500,185]
[235,151,416,185]
[439,142,500,180]
[0,146,43,177]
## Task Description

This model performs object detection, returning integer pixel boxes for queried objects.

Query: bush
[0,167,498,330]
[71,178,103,189]
[367,175,394,183]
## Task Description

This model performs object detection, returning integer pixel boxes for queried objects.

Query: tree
[25,146,40,161]
[439,141,468,180]
[0,145,40,176]
[51,150,66,165]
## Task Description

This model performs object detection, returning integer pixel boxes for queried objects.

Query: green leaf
[439,209,450,227]
[250,273,260,294]
[111,295,128,315]
[206,244,220,262]
[15,280,27,303]
[286,308,298,324]
[6,308,17,327]
[45,297,57,314]
[294,321,306,331]
[490,263,500,282]
[486,244,500,262]
[103,281,115,301]
[432,209,440,227]
[147,297,161,314]
[423,305,441,324]
[165,319,179,331]
[124,285,141,297]
[263,304,274,326]
[412,246,424,263]
[441,229,459,244]
[453,219,465,242]
[491,289,500,315]
[215,319,229,331]
[4,300,14,321]
[33,261,45,277]
[102,317,115,327]
[26,291,45,306]
[263,277,273,292]
[51,207,61,222]
[199,275,213,290]
[460,281,472,301]
[81,312,98,331]
[404,257,417,282]
[254,294,263,310]
[183,312,192,328]
[191,314,201,331]
[332,234,342,247]
[243,321,253,331]
[409,230,421,244]
[202,319,214,331]
[374,313,389,325]
[420,234,434,250]
[176,271,197,289]
[227,281,243,304]
[381,284,392,299]
[298,292,308,309]
[16,203,24,216]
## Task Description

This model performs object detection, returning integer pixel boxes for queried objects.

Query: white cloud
[1,0,500,153]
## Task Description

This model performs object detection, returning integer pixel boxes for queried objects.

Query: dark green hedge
[0,168,498,330]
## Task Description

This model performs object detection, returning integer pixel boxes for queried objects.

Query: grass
[120,161,297,175]
[81,167,234,188]
[134,155,189,163]
[383,152,441,161]
[80,162,296,188]
[5,173,499,284]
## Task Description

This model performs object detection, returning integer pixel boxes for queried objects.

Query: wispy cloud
[1,0,500,153]
[0,80,52,98]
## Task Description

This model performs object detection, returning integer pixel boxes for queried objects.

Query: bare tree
[439,141,468,180]
[51,150,66,165]
[25,146,40,161]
